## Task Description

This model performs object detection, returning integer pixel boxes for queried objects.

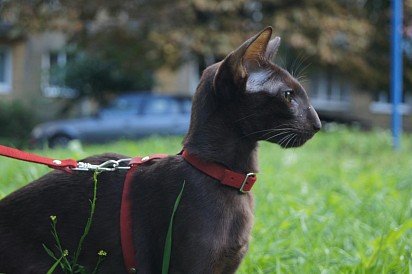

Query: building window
[41,51,77,98]
[309,69,350,112]
[0,46,12,93]
[369,90,411,115]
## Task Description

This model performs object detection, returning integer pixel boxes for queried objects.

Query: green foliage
[43,171,106,274]
[1,129,411,272]
[239,127,412,273]
[0,101,37,148]
[54,53,154,104]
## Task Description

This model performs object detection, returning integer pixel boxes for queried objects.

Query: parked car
[30,93,192,148]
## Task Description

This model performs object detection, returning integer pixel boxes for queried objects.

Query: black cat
[0,26,320,273]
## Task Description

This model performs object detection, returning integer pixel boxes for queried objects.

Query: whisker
[239,124,296,140]
[268,131,289,140]
[241,129,280,139]
[278,55,286,68]
[284,133,295,146]
[284,133,296,148]
[290,53,299,77]
[296,62,312,80]
[294,54,309,77]
[290,52,305,77]
[261,131,275,138]
[235,113,257,122]
[270,123,295,129]
[296,74,308,82]
[298,136,303,146]
[291,134,298,147]
[278,133,292,146]
[266,128,296,131]
[261,130,286,138]
[261,128,296,139]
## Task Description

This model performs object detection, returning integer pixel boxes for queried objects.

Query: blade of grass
[162,180,185,274]
[42,244,58,260]
[46,256,63,274]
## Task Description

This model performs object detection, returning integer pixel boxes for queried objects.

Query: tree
[1,0,411,93]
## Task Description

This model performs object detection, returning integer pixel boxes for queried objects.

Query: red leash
[0,145,77,171]
[0,145,257,273]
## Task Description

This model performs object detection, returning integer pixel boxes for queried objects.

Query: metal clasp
[72,158,131,172]
[239,172,256,193]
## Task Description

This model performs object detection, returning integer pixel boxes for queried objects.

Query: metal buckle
[239,172,256,193]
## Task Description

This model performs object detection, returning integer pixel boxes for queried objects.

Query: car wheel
[49,134,73,148]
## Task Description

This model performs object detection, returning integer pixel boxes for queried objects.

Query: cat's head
[212,26,321,148]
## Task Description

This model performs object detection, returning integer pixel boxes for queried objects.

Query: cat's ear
[242,27,273,69]
[265,37,281,61]
[213,27,272,98]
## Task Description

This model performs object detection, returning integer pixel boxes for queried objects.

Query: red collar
[120,150,258,273]
[181,150,257,193]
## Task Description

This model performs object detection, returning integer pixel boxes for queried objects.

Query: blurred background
[1,2,412,273]
[0,0,411,147]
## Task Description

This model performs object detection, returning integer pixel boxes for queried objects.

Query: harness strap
[120,151,257,272]
[121,154,168,273]
[120,165,138,274]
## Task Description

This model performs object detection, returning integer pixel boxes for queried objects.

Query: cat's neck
[183,107,259,173]
[184,129,258,173]
[183,63,259,173]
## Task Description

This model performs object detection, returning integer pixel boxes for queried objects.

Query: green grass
[1,128,411,273]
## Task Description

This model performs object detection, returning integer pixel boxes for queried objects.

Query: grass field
[1,127,411,273]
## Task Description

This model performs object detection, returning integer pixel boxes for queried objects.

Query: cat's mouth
[282,131,316,148]
[264,130,316,148]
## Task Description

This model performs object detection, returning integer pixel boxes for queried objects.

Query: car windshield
[100,95,144,117]
[143,98,180,115]
[107,96,143,110]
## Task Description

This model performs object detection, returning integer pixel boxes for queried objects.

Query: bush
[0,101,37,148]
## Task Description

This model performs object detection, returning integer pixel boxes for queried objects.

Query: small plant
[42,169,186,274]
[43,171,106,273]
[92,250,107,274]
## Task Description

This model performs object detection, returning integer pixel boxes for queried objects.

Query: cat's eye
[284,90,294,103]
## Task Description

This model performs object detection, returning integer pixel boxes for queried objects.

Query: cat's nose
[313,120,322,132]
[308,106,322,132]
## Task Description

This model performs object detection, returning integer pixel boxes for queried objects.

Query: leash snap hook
[72,158,131,172]
[97,159,120,171]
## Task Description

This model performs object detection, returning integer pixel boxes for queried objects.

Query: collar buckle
[239,173,256,193]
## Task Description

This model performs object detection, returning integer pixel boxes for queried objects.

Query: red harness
[0,145,257,273]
